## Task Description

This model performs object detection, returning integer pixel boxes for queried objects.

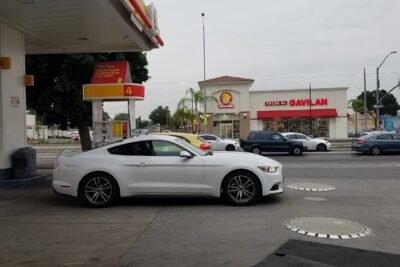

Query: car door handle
[136,162,148,167]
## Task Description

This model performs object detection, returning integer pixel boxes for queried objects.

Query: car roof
[153,132,198,138]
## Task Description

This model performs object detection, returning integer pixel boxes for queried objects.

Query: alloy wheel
[84,177,113,205]
[227,175,256,203]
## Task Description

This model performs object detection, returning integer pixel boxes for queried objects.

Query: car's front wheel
[316,144,327,151]
[79,172,119,208]
[222,171,260,206]
[252,147,261,154]
[226,144,235,151]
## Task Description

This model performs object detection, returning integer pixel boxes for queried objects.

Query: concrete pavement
[1,153,400,266]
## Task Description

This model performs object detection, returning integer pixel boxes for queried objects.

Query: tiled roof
[200,76,254,83]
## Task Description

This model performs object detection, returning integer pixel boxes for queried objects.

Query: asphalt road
[2,150,399,266]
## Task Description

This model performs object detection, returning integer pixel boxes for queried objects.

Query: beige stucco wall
[249,87,348,138]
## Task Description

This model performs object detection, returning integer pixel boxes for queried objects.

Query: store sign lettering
[265,98,328,107]
[265,101,287,106]
[289,98,328,107]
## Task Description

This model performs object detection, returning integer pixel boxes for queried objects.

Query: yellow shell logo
[220,92,232,105]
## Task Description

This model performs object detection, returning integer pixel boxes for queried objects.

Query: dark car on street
[240,131,306,156]
[351,132,400,155]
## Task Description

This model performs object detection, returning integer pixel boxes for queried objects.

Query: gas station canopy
[0,0,163,54]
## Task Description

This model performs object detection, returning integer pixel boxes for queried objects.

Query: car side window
[171,135,191,143]
[295,134,307,140]
[286,134,295,140]
[376,134,391,140]
[207,135,218,141]
[248,133,258,140]
[271,133,283,140]
[201,135,211,140]
[152,140,186,156]
[391,134,400,140]
[108,141,154,156]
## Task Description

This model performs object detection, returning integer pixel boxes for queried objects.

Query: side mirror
[180,151,193,158]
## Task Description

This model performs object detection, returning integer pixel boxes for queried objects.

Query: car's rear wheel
[79,173,119,208]
[316,144,327,151]
[222,171,260,206]
[252,147,261,154]
[226,144,235,151]
[370,146,381,156]
[291,146,303,156]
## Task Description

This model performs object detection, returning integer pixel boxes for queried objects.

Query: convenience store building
[199,76,348,139]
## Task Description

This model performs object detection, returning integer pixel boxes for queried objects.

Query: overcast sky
[104,0,400,119]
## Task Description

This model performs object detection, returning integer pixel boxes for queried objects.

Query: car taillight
[200,143,211,151]
[357,140,366,144]
[53,158,60,169]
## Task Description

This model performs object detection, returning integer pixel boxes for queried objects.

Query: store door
[220,124,233,139]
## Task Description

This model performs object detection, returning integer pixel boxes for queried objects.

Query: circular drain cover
[303,196,327,202]
[287,183,335,192]
[285,217,370,239]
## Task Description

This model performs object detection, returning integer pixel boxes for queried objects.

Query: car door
[131,140,205,194]
[390,134,400,151]
[374,134,393,151]
[203,134,222,150]
[270,133,289,151]
[295,134,314,150]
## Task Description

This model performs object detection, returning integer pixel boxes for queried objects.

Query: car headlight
[258,166,278,173]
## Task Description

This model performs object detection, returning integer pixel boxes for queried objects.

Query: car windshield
[174,138,207,156]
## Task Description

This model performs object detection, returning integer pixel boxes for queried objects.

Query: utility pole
[308,83,312,136]
[201,12,207,134]
[363,68,367,131]
[376,51,397,130]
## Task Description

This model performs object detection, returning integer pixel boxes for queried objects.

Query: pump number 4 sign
[124,86,133,96]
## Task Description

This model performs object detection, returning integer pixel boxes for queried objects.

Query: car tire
[252,147,261,155]
[370,146,381,156]
[291,146,303,156]
[316,144,327,152]
[79,172,119,208]
[222,171,260,206]
[226,144,235,151]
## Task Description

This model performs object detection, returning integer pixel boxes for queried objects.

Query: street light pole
[201,12,207,134]
[376,51,397,130]
[308,83,312,136]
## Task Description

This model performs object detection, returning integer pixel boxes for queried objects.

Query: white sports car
[199,134,240,151]
[53,135,283,207]
[282,132,331,151]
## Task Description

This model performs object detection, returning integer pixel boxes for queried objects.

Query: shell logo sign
[218,92,234,108]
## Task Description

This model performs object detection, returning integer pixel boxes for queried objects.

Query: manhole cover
[303,196,327,202]
[287,183,335,192]
[285,217,370,239]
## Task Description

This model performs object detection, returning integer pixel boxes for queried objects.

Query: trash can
[12,147,36,179]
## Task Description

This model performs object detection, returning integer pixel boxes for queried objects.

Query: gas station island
[0,0,163,181]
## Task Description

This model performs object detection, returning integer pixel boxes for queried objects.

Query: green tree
[356,90,400,127]
[149,106,170,129]
[177,88,217,133]
[170,107,194,131]
[114,113,129,121]
[26,52,149,151]
[348,99,364,133]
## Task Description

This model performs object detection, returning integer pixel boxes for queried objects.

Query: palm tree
[178,88,218,133]
[348,99,364,134]
[170,107,193,132]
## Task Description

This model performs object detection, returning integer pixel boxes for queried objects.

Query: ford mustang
[53,135,283,207]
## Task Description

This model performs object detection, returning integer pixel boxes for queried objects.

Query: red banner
[91,61,129,84]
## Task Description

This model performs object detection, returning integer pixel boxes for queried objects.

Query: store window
[263,118,329,137]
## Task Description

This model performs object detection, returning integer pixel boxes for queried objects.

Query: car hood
[210,151,282,167]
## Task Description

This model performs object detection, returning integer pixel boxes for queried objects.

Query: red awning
[257,109,338,119]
